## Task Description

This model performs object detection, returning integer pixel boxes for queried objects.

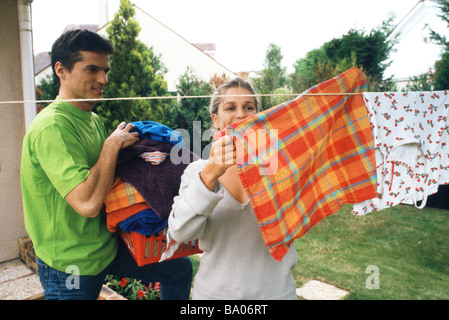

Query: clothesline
[0,92,363,105]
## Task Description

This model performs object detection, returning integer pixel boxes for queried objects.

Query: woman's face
[212,87,257,130]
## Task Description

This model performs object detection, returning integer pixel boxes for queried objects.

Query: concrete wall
[0,0,28,262]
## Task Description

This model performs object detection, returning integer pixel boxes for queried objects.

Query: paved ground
[296,280,349,300]
[0,259,43,300]
[1,258,349,300]
[0,259,125,300]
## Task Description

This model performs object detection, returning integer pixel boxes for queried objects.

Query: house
[35,4,236,92]
[0,0,34,263]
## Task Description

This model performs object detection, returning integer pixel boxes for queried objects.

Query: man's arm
[65,122,139,218]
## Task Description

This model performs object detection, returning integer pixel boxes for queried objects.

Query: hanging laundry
[130,121,185,148]
[215,68,377,261]
[352,91,449,215]
[116,138,200,219]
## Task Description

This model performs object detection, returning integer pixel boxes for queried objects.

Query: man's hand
[107,122,140,150]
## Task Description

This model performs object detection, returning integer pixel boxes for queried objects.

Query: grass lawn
[188,203,448,300]
[292,204,449,300]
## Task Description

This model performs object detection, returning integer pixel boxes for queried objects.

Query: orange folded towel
[106,202,151,233]
[104,177,146,213]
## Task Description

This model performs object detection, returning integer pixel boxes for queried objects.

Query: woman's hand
[200,135,236,191]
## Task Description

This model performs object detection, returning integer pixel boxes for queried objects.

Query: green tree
[428,0,449,90]
[253,43,292,110]
[292,16,398,92]
[433,51,449,90]
[166,68,214,155]
[261,43,289,91]
[94,0,169,133]
[404,72,433,91]
[36,71,59,109]
[428,0,449,47]
[290,48,329,92]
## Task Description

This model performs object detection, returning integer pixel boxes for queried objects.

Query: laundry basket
[118,228,202,266]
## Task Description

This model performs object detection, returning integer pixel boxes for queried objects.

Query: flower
[105,275,161,300]
[137,289,145,299]
[119,278,127,287]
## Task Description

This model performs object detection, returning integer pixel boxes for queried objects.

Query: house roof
[129,4,235,90]
[191,43,216,52]
[34,8,235,91]
[34,51,50,75]
[63,24,100,34]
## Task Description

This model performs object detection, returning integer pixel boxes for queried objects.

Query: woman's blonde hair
[209,77,260,115]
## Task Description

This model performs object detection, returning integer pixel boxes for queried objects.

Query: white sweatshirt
[169,159,298,300]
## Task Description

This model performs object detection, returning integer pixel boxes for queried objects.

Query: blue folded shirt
[130,121,185,148]
[118,209,168,236]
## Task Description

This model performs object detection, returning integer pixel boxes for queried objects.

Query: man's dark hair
[51,29,115,81]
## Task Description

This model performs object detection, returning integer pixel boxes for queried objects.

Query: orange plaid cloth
[106,202,151,233]
[104,177,146,213]
[218,68,377,261]
[104,177,150,232]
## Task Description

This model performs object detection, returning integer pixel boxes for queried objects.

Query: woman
[168,77,298,300]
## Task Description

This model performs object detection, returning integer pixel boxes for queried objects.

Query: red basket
[118,228,202,266]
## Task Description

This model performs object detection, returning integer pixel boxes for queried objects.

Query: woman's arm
[199,135,235,191]
[169,135,236,242]
[168,161,224,243]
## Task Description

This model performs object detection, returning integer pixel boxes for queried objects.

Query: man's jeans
[36,236,193,300]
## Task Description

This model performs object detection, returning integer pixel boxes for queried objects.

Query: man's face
[56,51,110,112]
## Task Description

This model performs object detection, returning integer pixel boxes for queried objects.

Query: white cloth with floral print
[352,91,449,215]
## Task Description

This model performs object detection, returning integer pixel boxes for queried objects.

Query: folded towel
[104,177,146,213]
[106,202,151,233]
[117,139,200,219]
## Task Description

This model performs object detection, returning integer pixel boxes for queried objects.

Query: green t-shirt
[20,97,117,276]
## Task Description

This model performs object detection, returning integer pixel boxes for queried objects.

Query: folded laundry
[116,138,200,219]
[104,177,146,213]
[140,151,168,165]
[118,209,168,236]
[105,176,169,236]
[130,121,185,148]
[107,122,196,239]
[106,202,151,233]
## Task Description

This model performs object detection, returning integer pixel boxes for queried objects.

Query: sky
[31,0,443,77]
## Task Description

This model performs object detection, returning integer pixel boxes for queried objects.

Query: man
[21,29,192,300]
